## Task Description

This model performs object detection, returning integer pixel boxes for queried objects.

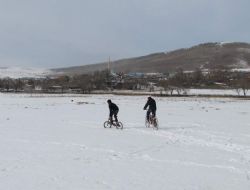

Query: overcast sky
[0,0,250,68]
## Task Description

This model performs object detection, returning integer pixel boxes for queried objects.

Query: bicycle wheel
[116,122,123,129]
[145,117,150,128]
[153,117,159,130]
[104,121,111,128]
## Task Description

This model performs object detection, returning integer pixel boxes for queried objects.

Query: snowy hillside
[54,42,250,75]
[0,67,53,78]
[0,94,249,190]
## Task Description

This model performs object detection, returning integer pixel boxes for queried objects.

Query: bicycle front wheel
[104,121,111,128]
[145,117,150,128]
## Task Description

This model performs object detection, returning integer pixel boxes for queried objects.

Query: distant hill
[53,42,250,75]
[0,67,52,79]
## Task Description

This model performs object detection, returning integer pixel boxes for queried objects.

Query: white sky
[0,0,250,68]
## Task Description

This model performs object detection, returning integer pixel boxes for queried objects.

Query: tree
[192,68,204,86]
[167,69,187,95]
[13,79,24,92]
[231,72,250,96]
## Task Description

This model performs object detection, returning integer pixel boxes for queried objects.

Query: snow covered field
[0,93,250,190]
[94,89,248,97]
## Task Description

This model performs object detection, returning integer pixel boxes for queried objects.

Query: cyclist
[143,96,157,122]
[107,99,119,124]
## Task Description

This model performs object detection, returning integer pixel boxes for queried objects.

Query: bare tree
[231,73,250,96]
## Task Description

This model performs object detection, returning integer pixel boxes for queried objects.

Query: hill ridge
[53,42,250,75]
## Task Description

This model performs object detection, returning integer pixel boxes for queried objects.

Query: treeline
[0,68,250,96]
[0,70,113,93]
[158,68,250,96]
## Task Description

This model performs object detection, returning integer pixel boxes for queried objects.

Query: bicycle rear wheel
[116,122,123,129]
[104,121,111,128]
[153,118,159,130]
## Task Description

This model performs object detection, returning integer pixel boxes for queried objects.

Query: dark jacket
[109,102,119,113]
[144,98,156,111]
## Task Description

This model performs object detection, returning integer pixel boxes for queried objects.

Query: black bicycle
[104,118,123,129]
[145,112,159,130]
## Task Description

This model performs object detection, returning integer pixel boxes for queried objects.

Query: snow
[188,89,239,96]
[237,59,249,68]
[0,67,52,78]
[218,41,234,46]
[230,59,250,71]
[94,89,247,96]
[237,48,250,54]
[232,68,250,72]
[0,93,250,190]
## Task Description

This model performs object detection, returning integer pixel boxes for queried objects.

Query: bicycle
[103,118,123,129]
[145,112,159,130]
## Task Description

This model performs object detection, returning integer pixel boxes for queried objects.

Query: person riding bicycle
[107,99,119,124]
[143,96,157,122]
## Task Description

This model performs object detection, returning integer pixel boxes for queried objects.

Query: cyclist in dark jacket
[107,99,119,123]
[143,97,157,122]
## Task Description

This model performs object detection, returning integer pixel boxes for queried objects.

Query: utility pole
[106,57,112,89]
[108,56,111,72]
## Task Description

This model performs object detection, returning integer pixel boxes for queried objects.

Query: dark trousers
[110,110,119,122]
[146,109,156,121]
